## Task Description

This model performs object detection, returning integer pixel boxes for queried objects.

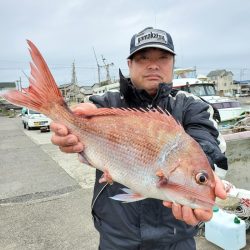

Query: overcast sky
[1,0,250,87]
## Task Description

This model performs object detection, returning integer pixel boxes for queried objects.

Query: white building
[207,70,236,96]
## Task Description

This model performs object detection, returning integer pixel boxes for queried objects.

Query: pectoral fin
[78,153,91,165]
[99,169,113,184]
[110,188,146,203]
[156,169,165,177]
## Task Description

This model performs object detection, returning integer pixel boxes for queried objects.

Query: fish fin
[70,107,183,130]
[155,169,170,188]
[110,193,146,203]
[98,169,113,184]
[1,40,66,117]
[156,176,169,188]
[120,188,134,194]
[156,169,165,177]
[78,153,92,165]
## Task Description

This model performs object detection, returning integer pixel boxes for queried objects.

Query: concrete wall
[224,136,250,190]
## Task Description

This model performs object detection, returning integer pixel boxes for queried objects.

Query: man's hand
[163,173,227,226]
[50,103,97,154]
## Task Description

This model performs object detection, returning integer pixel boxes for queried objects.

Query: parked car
[21,108,51,131]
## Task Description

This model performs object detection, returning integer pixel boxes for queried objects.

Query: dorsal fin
[78,107,182,131]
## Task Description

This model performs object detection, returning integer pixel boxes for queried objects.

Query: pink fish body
[2,41,216,209]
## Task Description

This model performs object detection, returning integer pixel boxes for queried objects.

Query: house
[233,80,250,96]
[79,85,93,102]
[92,81,119,95]
[58,83,85,103]
[207,70,236,96]
[58,74,120,104]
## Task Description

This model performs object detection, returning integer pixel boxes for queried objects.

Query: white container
[205,207,246,250]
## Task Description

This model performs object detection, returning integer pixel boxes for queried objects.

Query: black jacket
[89,73,228,250]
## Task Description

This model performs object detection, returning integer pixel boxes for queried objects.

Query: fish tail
[2,40,67,118]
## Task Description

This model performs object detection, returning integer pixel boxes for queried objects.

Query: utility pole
[101,55,114,84]
[71,60,78,85]
[93,47,101,84]
[16,77,22,91]
[70,61,78,103]
[93,48,114,85]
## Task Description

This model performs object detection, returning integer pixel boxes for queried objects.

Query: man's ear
[127,59,131,67]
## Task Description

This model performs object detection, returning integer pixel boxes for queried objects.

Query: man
[51,27,227,249]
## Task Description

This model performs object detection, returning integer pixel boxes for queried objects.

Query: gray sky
[1,0,250,87]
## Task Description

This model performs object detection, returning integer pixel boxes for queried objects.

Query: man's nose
[147,59,159,70]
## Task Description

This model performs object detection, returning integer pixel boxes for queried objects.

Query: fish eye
[195,171,208,185]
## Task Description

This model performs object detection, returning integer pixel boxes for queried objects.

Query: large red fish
[2,41,216,209]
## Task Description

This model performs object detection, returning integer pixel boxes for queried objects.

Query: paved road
[0,116,249,249]
[0,116,98,250]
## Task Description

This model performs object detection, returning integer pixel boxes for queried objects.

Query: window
[205,85,216,95]
[214,102,240,109]
[213,103,223,109]
[223,102,231,108]
[230,102,240,108]
[189,85,206,96]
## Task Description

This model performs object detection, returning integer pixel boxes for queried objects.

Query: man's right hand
[50,122,84,153]
[50,103,97,154]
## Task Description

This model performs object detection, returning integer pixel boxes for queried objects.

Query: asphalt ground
[0,116,249,249]
[0,116,98,250]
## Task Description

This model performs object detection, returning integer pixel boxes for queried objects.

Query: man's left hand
[162,173,227,226]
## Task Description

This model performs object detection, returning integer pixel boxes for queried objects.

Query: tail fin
[2,40,65,116]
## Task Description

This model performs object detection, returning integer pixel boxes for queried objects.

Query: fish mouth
[162,180,215,209]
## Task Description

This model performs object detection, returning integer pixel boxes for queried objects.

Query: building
[58,61,85,104]
[207,69,237,96]
[92,81,119,95]
[80,85,94,103]
[233,80,250,96]
[79,80,120,103]
[58,83,85,103]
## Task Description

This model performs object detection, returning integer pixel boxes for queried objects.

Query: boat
[172,68,247,124]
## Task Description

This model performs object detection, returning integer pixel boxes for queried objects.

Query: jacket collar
[119,69,173,106]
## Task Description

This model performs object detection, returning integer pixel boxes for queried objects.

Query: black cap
[128,27,175,59]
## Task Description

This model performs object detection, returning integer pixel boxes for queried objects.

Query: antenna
[240,68,247,81]
[22,70,29,81]
[93,47,101,83]
[22,70,30,89]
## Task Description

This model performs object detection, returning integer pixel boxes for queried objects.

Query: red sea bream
[2,41,216,209]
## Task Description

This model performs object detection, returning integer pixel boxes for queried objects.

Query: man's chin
[147,81,160,90]
[146,86,158,96]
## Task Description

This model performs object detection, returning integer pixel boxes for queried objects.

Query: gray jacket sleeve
[174,92,228,176]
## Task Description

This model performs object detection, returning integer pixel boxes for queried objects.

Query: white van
[21,108,51,131]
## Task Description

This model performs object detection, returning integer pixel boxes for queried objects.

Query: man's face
[127,48,174,96]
